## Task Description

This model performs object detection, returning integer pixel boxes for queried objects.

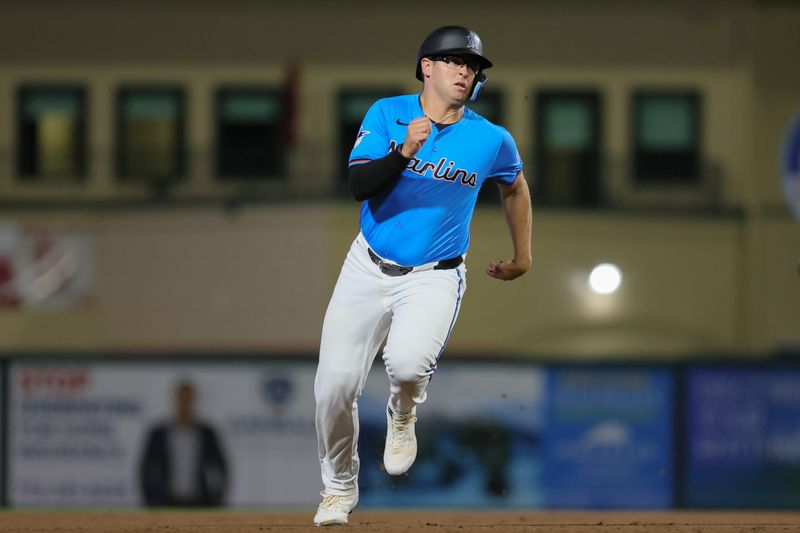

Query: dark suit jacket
[139,422,228,507]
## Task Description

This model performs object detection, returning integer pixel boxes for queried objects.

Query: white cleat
[313,490,358,526]
[383,406,418,476]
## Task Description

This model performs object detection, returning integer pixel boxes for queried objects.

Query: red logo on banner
[19,367,90,395]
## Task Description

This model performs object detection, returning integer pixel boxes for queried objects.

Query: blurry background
[0,0,798,511]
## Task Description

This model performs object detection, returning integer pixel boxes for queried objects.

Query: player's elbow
[348,170,372,201]
[349,182,370,202]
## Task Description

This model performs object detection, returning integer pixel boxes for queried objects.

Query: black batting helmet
[415,26,493,82]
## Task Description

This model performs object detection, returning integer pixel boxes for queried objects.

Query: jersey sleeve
[488,127,523,185]
[348,100,391,166]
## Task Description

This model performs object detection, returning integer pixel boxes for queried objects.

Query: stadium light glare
[588,263,622,295]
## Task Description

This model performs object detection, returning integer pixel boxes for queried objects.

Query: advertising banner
[7,360,320,507]
[685,365,800,508]
[0,361,4,504]
[0,224,93,309]
[356,361,545,508]
[542,366,675,509]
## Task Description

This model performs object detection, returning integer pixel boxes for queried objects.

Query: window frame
[115,85,187,182]
[15,84,88,182]
[631,89,702,185]
[214,85,286,180]
[534,88,603,208]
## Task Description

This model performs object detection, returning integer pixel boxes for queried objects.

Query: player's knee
[315,371,359,405]
[384,351,435,385]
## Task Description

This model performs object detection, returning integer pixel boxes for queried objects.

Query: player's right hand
[400,117,431,158]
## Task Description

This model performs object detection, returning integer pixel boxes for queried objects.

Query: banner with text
[685,365,800,508]
[7,361,320,507]
[542,365,675,509]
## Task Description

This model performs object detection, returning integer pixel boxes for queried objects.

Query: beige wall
[0,206,333,352]
[0,1,749,66]
[1,204,796,358]
[0,0,798,358]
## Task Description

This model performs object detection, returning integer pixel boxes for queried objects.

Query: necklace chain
[425,107,463,127]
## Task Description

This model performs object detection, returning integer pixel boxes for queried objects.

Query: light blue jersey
[349,94,523,266]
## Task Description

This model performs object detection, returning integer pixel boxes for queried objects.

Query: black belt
[368,248,463,277]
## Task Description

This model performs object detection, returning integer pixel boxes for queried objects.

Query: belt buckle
[382,260,410,276]
[370,248,411,276]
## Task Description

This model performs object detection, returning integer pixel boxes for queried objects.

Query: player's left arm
[487,171,532,281]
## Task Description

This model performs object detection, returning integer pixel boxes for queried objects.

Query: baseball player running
[314,25,532,526]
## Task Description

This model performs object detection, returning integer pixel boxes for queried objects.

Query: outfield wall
[1,355,798,509]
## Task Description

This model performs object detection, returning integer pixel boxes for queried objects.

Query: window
[116,87,185,182]
[535,91,602,207]
[17,86,87,181]
[468,89,505,205]
[632,90,701,184]
[467,89,504,127]
[337,88,401,195]
[216,88,285,179]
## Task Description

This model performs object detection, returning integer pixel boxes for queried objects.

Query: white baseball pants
[314,233,466,495]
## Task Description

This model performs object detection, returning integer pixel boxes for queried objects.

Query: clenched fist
[400,117,432,158]
[487,258,531,281]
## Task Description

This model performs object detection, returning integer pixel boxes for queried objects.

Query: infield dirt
[2,510,800,532]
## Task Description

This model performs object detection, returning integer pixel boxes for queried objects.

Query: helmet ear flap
[469,71,487,102]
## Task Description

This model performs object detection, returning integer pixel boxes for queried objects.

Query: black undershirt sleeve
[348,145,410,201]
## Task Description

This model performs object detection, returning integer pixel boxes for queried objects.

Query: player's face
[423,55,477,104]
